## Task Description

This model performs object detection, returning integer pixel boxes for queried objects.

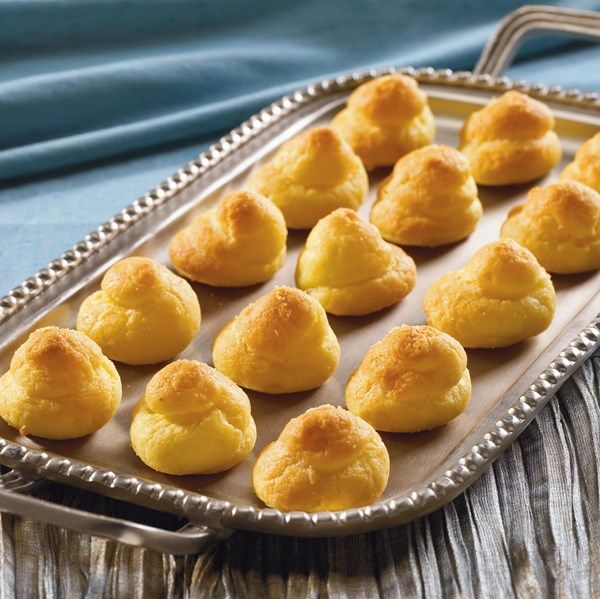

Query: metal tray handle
[0,470,232,555]
[474,4,600,77]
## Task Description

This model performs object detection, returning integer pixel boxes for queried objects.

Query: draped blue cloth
[0,0,599,290]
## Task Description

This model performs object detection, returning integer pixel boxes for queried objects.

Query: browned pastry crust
[169,190,287,287]
[501,181,600,273]
[331,74,435,170]
[459,91,561,185]
[252,405,389,511]
[561,131,600,193]
[346,325,471,432]
[212,286,340,394]
[424,239,556,348]
[372,145,482,246]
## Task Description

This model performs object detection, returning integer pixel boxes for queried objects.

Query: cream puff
[331,73,435,170]
[296,208,416,315]
[0,327,121,439]
[252,405,389,511]
[246,127,368,229]
[501,181,600,274]
[77,257,201,365]
[561,131,600,193]
[212,286,340,393]
[130,360,256,475]
[459,91,562,185]
[169,190,287,287]
[424,239,556,348]
[371,145,482,246]
[346,325,470,432]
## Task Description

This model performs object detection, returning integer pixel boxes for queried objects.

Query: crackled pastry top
[331,73,435,170]
[130,360,256,475]
[246,127,368,229]
[459,91,561,186]
[296,208,416,315]
[561,131,600,193]
[371,145,482,246]
[212,286,340,394]
[0,327,121,439]
[252,404,389,511]
[77,256,201,365]
[169,190,287,287]
[424,239,556,348]
[346,325,471,432]
[501,181,600,274]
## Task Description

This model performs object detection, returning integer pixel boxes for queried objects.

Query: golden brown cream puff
[252,404,389,511]
[130,360,256,475]
[77,257,201,365]
[295,208,416,315]
[169,190,287,287]
[0,327,121,439]
[423,239,556,348]
[212,286,340,393]
[501,181,600,274]
[371,145,482,246]
[246,127,368,229]
[346,325,470,432]
[459,91,561,185]
[331,73,435,170]
[561,131,600,193]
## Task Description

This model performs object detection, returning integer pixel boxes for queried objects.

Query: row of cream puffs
[74,226,558,380]
[245,75,598,227]
[0,321,468,512]
[330,73,600,192]
[164,183,595,349]
[167,143,598,307]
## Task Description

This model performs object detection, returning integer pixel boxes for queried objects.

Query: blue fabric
[1,0,599,291]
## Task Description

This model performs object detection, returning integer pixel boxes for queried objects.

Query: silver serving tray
[0,6,599,555]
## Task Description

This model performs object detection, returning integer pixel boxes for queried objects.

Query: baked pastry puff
[169,190,287,287]
[371,145,482,246]
[130,360,256,475]
[296,208,416,315]
[501,181,600,274]
[561,131,600,192]
[212,286,340,393]
[0,327,121,439]
[246,127,368,229]
[459,91,562,185]
[252,405,389,511]
[346,325,470,432]
[423,239,556,348]
[331,73,435,170]
[77,257,201,365]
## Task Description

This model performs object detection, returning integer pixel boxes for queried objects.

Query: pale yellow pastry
[246,127,368,229]
[424,239,555,348]
[371,145,482,246]
[252,404,389,511]
[0,327,121,440]
[212,286,340,393]
[561,131,600,192]
[459,91,562,186]
[331,73,435,170]
[296,208,416,315]
[346,325,470,433]
[77,257,201,365]
[501,181,600,274]
[130,360,256,475]
[169,190,287,287]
